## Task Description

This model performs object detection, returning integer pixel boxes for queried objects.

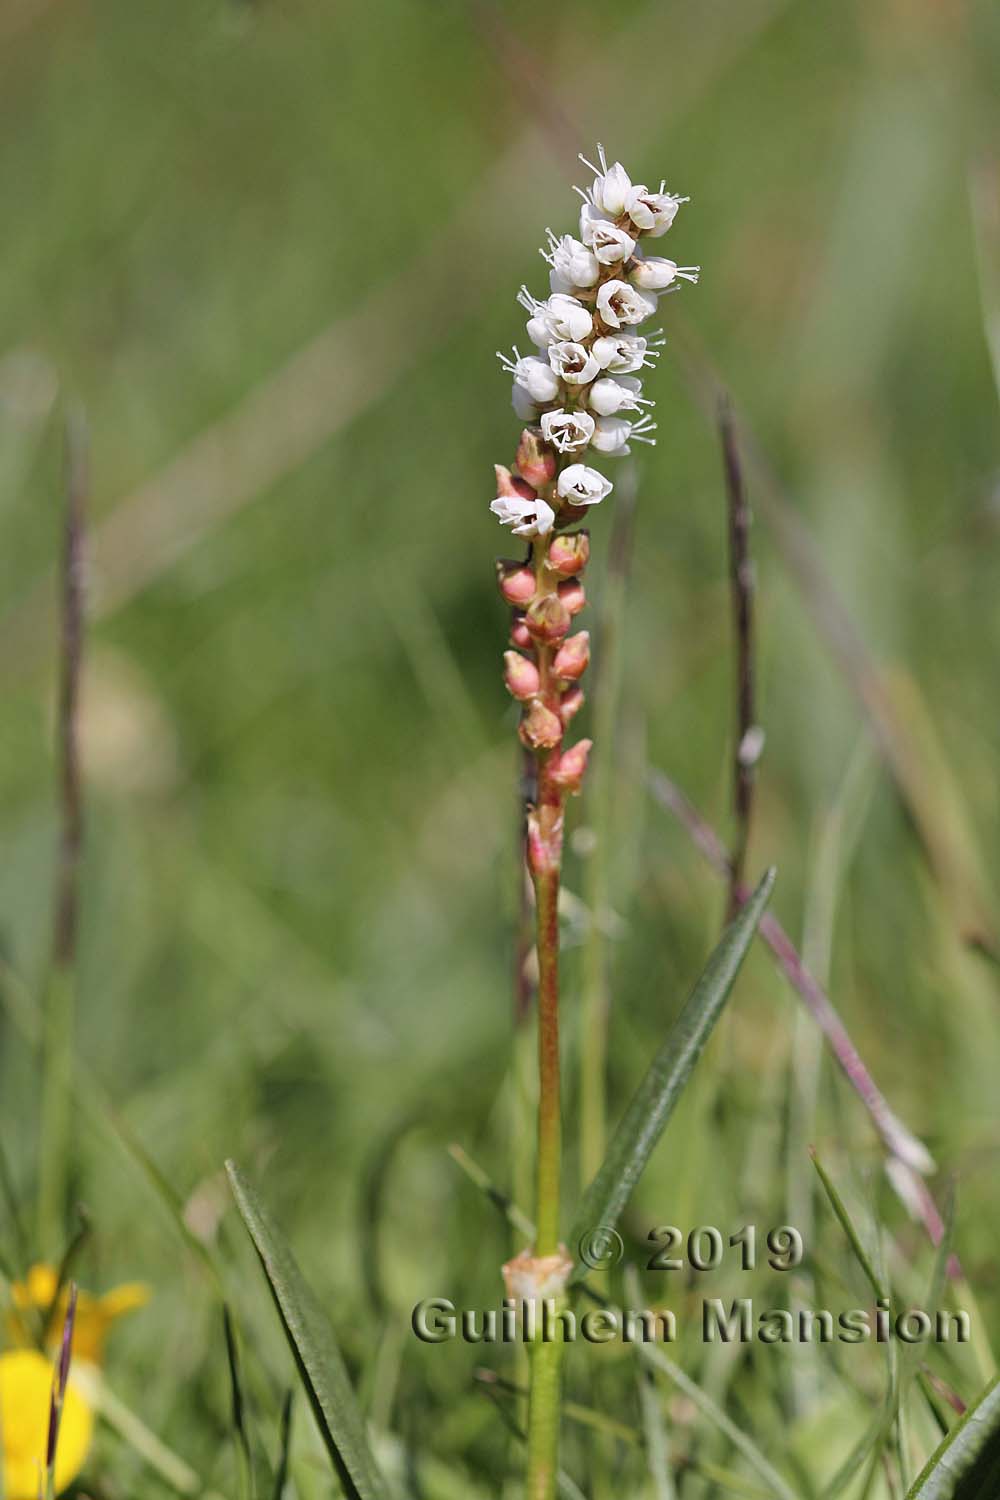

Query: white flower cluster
[492,146,698,538]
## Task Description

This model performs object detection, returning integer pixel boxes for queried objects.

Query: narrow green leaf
[223,1305,256,1500]
[569,868,775,1279]
[906,1375,1000,1500]
[226,1161,388,1500]
[809,1149,886,1301]
[272,1391,293,1500]
[637,1339,798,1500]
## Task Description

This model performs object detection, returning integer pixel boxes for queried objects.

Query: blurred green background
[1,0,998,1493]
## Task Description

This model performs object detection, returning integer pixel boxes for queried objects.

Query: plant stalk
[532,861,561,1257]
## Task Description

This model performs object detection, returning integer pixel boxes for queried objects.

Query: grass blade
[569,868,775,1280]
[809,1148,886,1302]
[226,1161,388,1500]
[906,1374,1000,1499]
[223,1305,256,1500]
[637,1339,797,1500]
[272,1391,293,1500]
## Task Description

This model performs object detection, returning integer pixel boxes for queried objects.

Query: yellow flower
[9,1263,150,1364]
[0,1348,94,1499]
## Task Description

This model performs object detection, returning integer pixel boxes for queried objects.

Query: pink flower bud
[496,559,536,606]
[503,650,540,702]
[495,464,536,502]
[549,738,592,794]
[527,808,563,876]
[510,616,532,649]
[557,578,586,615]
[516,429,557,488]
[547,530,590,577]
[559,684,585,725]
[552,630,590,680]
[526,594,571,644]
[519,699,563,751]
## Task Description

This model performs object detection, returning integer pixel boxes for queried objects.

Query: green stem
[525,860,565,1500]
[526,1333,563,1500]
[532,863,561,1255]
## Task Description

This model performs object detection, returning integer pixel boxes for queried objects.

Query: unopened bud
[519,699,563,751]
[552,630,590,680]
[516,429,558,488]
[548,530,590,577]
[527,808,563,876]
[510,616,532,649]
[504,650,540,702]
[559,684,585,725]
[526,594,571,644]
[495,464,536,502]
[496,559,536,606]
[549,738,592,794]
[557,578,586,615]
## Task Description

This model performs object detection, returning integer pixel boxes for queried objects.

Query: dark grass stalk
[38,409,87,1256]
[719,398,759,920]
[272,1391,294,1500]
[223,1304,255,1500]
[580,465,637,1189]
[672,319,999,959]
[646,770,954,1259]
[43,1210,91,1344]
[43,1282,78,1500]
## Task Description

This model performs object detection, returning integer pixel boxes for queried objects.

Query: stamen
[597,142,608,173]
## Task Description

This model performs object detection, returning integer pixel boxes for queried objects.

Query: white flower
[541,409,595,453]
[497,348,560,404]
[512,383,539,421]
[590,413,657,455]
[519,289,593,346]
[625,184,687,237]
[592,333,653,374]
[596,279,658,328]
[579,206,636,265]
[548,340,601,386]
[587,374,650,416]
[557,464,613,507]
[578,147,633,218]
[630,256,700,290]
[542,231,599,292]
[491,494,556,537]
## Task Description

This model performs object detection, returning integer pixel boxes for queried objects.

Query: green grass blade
[809,1149,886,1301]
[637,1341,798,1500]
[906,1375,1000,1499]
[223,1305,256,1500]
[226,1161,388,1500]
[272,1391,293,1500]
[633,1332,676,1494]
[569,868,775,1280]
